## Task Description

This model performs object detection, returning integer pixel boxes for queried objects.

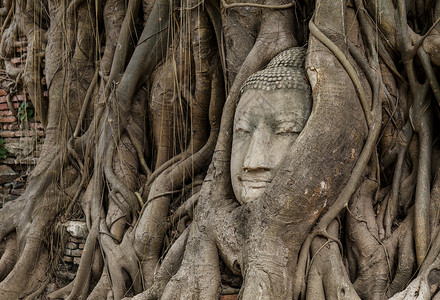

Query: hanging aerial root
[220,0,294,10]
[395,0,434,268]
[133,46,225,291]
[0,0,14,36]
[126,124,152,178]
[384,121,413,237]
[385,212,415,297]
[410,79,433,268]
[104,138,140,224]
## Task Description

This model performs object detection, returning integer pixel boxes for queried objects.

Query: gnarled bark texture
[0,0,440,299]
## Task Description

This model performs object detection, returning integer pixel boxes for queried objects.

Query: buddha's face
[231,89,312,204]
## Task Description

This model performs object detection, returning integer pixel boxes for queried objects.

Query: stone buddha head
[231,48,312,204]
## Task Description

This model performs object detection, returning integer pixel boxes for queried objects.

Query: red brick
[12,94,25,101]
[69,237,83,243]
[3,124,19,130]
[10,57,22,64]
[69,249,82,257]
[220,295,238,300]
[63,256,73,263]
[0,90,6,96]
[66,242,77,250]
[0,131,16,138]
[0,116,17,123]
[0,103,20,110]
[30,122,43,129]
[15,130,35,137]
[0,111,13,116]
[0,97,6,104]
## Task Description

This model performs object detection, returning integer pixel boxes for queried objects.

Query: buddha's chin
[238,184,266,204]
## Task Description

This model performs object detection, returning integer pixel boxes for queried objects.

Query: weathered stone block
[65,221,88,239]
[10,188,24,195]
[66,242,77,250]
[0,165,18,184]
[4,140,34,157]
[69,237,83,243]
[63,256,73,262]
[70,249,82,257]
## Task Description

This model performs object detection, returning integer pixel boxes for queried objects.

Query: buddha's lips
[238,174,272,185]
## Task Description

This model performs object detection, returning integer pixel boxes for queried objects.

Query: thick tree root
[0,232,17,281]
[389,257,440,300]
[307,222,360,300]
[0,245,49,299]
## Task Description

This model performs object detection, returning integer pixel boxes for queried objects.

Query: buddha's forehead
[236,89,311,118]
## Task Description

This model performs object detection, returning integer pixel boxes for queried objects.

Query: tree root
[0,232,16,281]
[0,242,49,299]
[0,196,25,241]
[87,270,110,300]
[124,227,190,300]
[383,121,413,238]
[100,223,143,299]
[385,213,415,297]
[160,230,221,300]
[295,5,381,296]
[47,281,74,299]
[306,221,360,300]
[389,257,440,300]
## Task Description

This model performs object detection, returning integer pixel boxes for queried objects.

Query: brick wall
[0,42,45,207]
[0,90,44,164]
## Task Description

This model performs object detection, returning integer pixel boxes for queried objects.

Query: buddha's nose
[243,128,272,171]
